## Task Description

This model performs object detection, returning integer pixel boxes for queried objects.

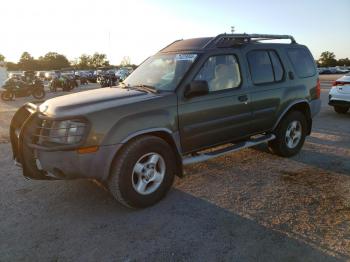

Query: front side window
[124,54,197,91]
[194,55,241,92]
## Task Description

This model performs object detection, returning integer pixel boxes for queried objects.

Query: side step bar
[182,134,276,165]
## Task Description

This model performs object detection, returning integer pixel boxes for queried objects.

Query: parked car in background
[318,67,332,74]
[74,71,89,85]
[8,71,24,79]
[36,71,46,81]
[329,73,350,114]
[96,69,118,87]
[334,66,350,74]
[116,68,131,81]
[0,61,7,89]
[44,71,57,81]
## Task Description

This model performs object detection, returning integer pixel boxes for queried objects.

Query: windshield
[123,54,197,91]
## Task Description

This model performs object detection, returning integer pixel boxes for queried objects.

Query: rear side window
[287,48,316,78]
[247,50,284,85]
[247,51,274,84]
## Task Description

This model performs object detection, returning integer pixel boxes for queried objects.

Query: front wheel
[108,136,176,208]
[1,91,14,101]
[32,88,45,99]
[268,111,307,157]
[334,106,349,114]
[49,83,57,92]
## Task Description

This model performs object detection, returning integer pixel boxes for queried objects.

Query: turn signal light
[332,81,345,86]
[77,146,99,154]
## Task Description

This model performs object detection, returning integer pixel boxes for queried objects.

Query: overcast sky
[0,0,349,65]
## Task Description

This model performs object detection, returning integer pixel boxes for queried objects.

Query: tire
[49,83,56,92]
[1,91,13,101]
[268,111,307,157]
[334,106,349,114]
[108,135,176,208]
[32,89,45,99]
[68,82,75,91]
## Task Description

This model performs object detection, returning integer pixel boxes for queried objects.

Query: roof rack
[205,33,296,48]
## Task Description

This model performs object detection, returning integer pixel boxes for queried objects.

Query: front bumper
[10,103,121,181]
[329,99,350,107]
[36,144,122,180]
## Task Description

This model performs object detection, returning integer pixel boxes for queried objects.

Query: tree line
[0,52,136,71]
[317,51,350,67]
[0,51,349,70]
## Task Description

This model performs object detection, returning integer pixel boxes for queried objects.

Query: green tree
[6,62,19,71]
[318,51,337,67]
[0,53,5,62]
[77,54,91,69]
[120,56,131,66]
[37,52,70,70]
[18,52,37,70]
[337,58,350,66]
[90,52,109,68]
[76,53,109,69]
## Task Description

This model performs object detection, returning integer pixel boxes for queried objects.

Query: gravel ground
[0,78,349,261]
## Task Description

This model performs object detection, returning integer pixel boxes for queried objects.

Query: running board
[182,134,276,165]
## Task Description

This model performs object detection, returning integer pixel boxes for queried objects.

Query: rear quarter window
[287,48,316,78]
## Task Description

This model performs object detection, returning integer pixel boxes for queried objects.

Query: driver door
[178,54,253,153]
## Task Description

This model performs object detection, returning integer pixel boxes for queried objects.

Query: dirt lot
[0,77,349,261]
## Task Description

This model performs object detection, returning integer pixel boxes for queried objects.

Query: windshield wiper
[128,84,158,94]
[118,82,158,93]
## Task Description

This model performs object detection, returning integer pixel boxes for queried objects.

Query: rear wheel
[269,111,307,157]
[334,106,349,114]
[49,82,57,92]
[32,89,45,99]
[108,136,176,208]
[1,91,13,101]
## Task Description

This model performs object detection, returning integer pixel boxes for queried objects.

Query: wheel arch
[274,100,312,135]
[106,129,184,182]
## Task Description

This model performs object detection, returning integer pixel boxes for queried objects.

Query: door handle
[288,71,294,80]
[238,95,248,102]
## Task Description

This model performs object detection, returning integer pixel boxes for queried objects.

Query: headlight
[39,119,87,145]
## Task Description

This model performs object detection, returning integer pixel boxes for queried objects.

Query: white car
[329,73,350,114]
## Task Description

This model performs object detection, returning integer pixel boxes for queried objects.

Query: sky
[0,0,349,65]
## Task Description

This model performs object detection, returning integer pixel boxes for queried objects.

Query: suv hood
[39,87,157,117]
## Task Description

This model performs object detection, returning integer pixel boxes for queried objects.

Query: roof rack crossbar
[205,33,296,48]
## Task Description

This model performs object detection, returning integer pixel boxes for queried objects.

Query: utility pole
[231,26,235,34]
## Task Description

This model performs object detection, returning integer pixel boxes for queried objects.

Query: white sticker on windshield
[176,54,197,61]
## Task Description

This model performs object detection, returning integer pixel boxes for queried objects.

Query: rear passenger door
[245,49,287,132]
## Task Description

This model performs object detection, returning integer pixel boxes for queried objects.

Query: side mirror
[185,80,209,98]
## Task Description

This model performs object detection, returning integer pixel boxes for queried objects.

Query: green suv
[10,34,321,208]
